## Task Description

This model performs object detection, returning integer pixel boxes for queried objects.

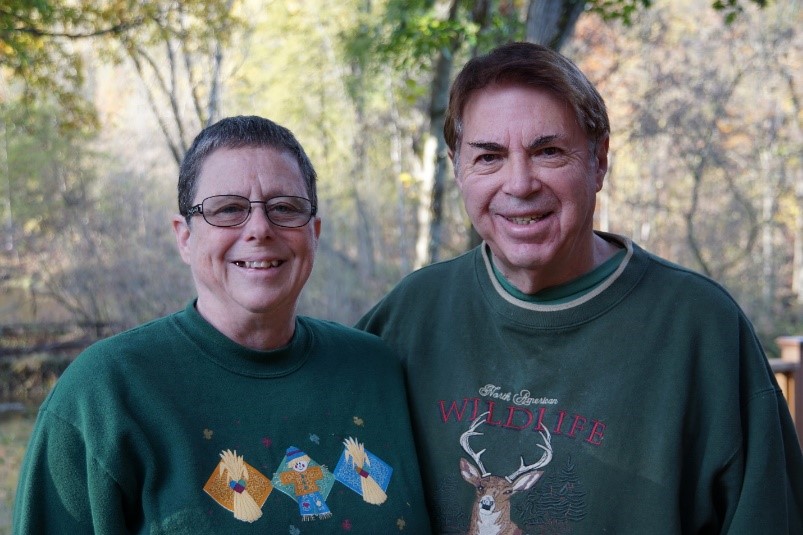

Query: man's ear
[449,148,464,190]
[172,215,192,265]
[594,135,610,192]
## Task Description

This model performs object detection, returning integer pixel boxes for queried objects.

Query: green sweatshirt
[14,301,432,534]
[358,234,803,534]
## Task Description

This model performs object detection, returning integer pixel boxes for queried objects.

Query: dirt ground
[0,403,38,534]
[0,351,75,534]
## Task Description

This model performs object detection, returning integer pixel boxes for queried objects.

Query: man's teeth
[236,260,281,268]
[508,215,544,224]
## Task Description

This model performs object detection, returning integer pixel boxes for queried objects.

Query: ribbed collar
[491,246,627,304]
[169,300,314,378]
[475,232,648,329]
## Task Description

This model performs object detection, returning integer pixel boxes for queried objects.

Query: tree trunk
[1,116,14,255]
[350,66,376,278]
[416,0,498,265]
[525,0,585,49]
[413,0,461,269]
[793,171,803,302]
[387,75,412,275]
[423,49,455,267]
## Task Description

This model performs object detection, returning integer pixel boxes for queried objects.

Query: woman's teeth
[235,260,281,268]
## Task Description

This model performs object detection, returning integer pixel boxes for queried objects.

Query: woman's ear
[172,215,192,265]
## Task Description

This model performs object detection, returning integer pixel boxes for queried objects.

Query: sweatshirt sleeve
[719,385,803,533]
[13,408,131,534]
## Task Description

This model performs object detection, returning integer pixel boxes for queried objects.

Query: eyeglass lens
[202,195,313,228]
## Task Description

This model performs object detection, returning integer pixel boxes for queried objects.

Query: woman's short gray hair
[178,116,317,219]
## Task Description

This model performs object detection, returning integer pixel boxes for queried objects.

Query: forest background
[0,0,801,530]
[1,0,801,346]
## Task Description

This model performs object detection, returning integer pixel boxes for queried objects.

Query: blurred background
[0,0,801,531]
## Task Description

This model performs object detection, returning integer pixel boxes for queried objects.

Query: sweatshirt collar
[171,300,313,378]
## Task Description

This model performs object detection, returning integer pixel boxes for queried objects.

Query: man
[14,116,431,534]
[358,42,803,533]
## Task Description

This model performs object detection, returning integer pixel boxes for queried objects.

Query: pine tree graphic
[516,455,586,528]
[433,474,468,532]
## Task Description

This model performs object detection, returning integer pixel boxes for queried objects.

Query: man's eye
[477,154,499,163]
[540,147,561,156]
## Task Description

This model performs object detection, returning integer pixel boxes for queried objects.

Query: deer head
[459,412,552,535]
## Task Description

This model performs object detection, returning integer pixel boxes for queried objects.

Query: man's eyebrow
[467,141,505,152]
[467,135,561,152]
[527,135,560,150]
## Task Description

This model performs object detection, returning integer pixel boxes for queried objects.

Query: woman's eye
[270,204,300,214]
[217,204,247,214]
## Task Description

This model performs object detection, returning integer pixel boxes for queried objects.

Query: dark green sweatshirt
[358,234,803,534]
[14,301,432,534]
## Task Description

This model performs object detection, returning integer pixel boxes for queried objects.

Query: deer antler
[460,411,491,477]
[505,426,552,483]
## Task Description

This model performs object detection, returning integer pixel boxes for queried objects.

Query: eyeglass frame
[185,194,318,228]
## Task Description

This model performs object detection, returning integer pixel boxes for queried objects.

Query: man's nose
[502,154,541,198]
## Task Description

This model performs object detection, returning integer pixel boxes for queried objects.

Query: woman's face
[173,146,320,333]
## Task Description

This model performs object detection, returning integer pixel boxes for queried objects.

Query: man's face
[173,146,320,327]
[454,83,608,293]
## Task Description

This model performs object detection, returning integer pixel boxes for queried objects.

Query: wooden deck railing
[773,336,803,447]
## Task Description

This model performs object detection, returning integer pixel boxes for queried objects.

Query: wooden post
[775,336,803,447]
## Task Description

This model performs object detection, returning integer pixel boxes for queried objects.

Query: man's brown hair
[444,42,610,161]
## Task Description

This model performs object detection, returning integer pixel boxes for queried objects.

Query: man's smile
[505,214,550,224]
[233,260,283,269]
